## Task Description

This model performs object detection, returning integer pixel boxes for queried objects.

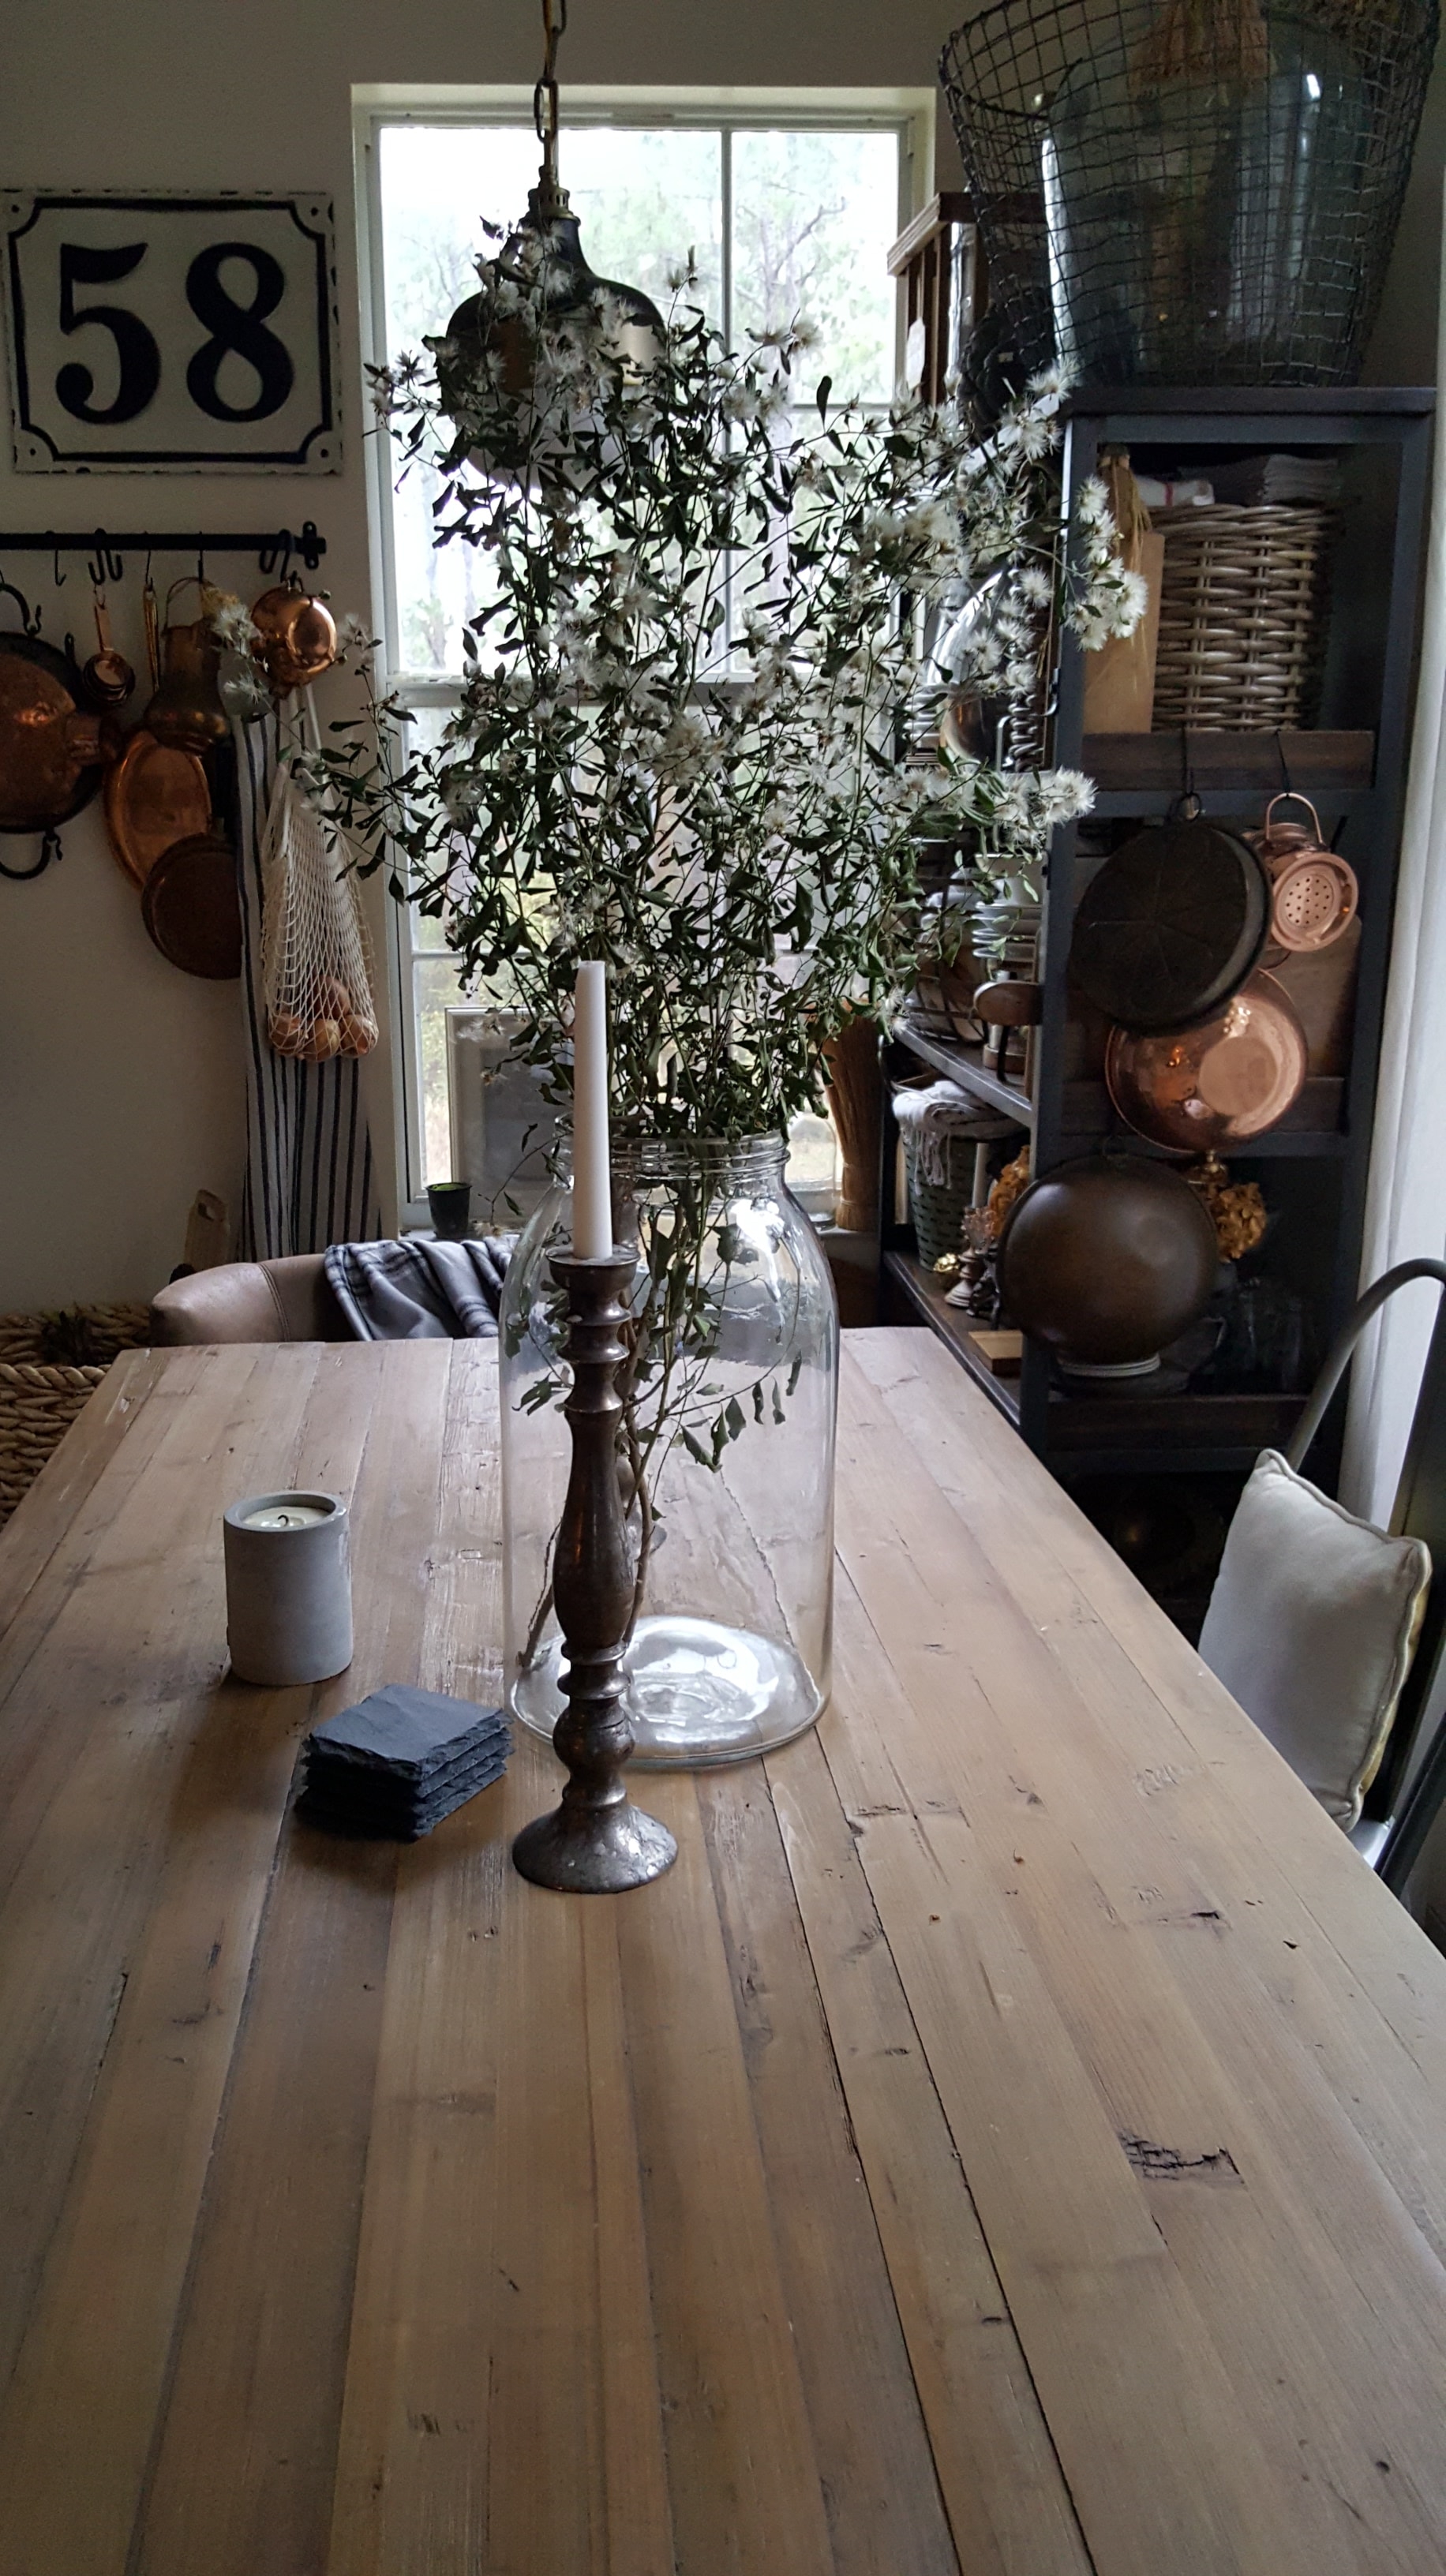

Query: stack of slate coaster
[298,1685,511,1840]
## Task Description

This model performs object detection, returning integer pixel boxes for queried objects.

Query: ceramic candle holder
[223,1490,353,1687]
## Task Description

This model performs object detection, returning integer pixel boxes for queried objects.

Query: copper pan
[1105,970,1308,1152]
[0,579,111,841]
[103,727,212,888]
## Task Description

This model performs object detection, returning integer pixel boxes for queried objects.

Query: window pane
[414,952,470,1185]
[539,127,723,321]
[378,124,725,676]
[731,130,898,403]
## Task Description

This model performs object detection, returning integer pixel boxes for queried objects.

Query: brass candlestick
[511,1250,677,1895]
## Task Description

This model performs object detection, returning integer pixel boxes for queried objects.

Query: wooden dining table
[1,1329,1444,2576]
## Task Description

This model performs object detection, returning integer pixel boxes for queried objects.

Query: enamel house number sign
[2,192,340,471]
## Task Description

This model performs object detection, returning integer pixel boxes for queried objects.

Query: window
[362,95,923,1221]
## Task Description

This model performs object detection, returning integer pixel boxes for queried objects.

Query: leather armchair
[150,1255,347,1346]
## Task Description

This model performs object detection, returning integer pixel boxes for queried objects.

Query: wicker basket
[0,1304,151,1526]
[903,1132,977,1271]
[1151,505,1335,734]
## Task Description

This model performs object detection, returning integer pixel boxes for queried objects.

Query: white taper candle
[571,961,613,1259]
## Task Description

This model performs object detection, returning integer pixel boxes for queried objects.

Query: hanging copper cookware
[82,594,135,710]
[250,575,337,693]
[1247,793,1358,955]
[1105,969,1309,1151]
[103,728,212,888]
[143,582,230,754]
[0,577,114,876]
[1070,814,1272,1032]
[140,829,242,979]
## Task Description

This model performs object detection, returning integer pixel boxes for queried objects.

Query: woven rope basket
[1151,505,1335,734]
[0,1305,150,1526]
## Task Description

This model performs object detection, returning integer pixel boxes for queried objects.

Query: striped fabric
[232,715,384,1261]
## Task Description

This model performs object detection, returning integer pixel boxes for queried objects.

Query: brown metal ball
[998,1154,1218,1368]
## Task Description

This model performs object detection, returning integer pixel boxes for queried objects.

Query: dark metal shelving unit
[882,384,1435,1488]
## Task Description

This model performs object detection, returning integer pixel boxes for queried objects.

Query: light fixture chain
[534,0,568,180]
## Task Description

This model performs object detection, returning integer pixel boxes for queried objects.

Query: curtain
[232,713,384,1261]
[1341,201,1446,1529]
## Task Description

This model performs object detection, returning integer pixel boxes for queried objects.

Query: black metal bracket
[0,522,327,582]
[0,829,61,881]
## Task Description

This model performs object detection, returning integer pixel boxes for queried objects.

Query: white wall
[0,0,1439,1310]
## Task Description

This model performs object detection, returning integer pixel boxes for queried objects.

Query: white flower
[212,598,262,654]
[1035,767,1096,824]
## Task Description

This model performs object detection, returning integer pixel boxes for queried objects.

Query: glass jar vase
[500,1133,837,1768]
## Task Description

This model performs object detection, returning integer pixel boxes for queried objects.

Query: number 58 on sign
[3,193,340,472]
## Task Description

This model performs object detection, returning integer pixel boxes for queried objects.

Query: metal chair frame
[1287,1259,1446,1894]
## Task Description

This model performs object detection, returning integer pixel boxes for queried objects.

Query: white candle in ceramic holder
[223,1490,353,1686]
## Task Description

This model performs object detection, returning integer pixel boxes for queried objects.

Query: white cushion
[1198,1449,1431,1829]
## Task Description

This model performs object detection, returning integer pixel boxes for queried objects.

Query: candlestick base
[510,1247,679,1896]
[511,1800,677,1894]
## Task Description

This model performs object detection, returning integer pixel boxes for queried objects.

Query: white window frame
[354,85,935,1224]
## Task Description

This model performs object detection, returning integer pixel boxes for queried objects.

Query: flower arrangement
[294,245,1141,1713]
[300,253,1138,1141]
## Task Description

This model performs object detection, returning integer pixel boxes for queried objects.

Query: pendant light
[440,0,664,444]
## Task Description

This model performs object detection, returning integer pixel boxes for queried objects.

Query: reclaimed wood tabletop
[1,1331,1444,2576]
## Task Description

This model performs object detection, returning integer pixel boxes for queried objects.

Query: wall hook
[0,829,61,882]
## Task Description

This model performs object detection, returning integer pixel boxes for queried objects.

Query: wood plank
[0,1344,323,2392]
[1081,730,1374,794]
[764,1728,1092,2576]
[0,1345,165,1640]
[0,1342,392,2576]
[821,1576,1322,2576]
[133,1342,454,2576]
[851,1333,1446,2128]
[615,1777,838,2576]
[328,1345,675,2576]
[697,1762,962,2576]
[827,1354,1446,2569]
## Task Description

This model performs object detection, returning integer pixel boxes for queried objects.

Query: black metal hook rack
[0,520,327,585]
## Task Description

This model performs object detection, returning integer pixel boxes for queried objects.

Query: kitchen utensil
[142,567,161,692]
[1104,969,1309,1151]
[1070,816,1271,1031]
[0,577,110,873]
[82,594,135,710]
[998,1152,1218,1375]
[1248,794,1358,954]
[143,596,229,755]
[140,830,242,979]
[103,728,212,888]
[250,576,337,693]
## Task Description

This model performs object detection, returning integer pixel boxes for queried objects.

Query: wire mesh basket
[940,0,1437,386]
[1151,500,1336,726]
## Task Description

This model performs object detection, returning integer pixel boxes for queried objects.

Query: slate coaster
[308,1685,508,1777]
[304,1726,507,1798]
[302,1743,508,1824]
[298,1683,511,1843]
[298,1746,510,1842]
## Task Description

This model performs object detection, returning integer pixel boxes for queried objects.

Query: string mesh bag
[260,696,379,1062]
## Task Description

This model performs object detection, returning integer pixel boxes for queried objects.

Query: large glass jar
[500,1134,837,1768]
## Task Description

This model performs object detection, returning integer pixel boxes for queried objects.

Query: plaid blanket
[324,1237,511,1341]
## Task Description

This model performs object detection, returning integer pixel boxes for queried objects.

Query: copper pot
[82,596,135,710]
[0,579,111,849]
[998,1154,1218,1373]
[143,618,229,754]
[1248,795,1358,955]
[250,578,337,693]
[1105,970,1309,1152]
